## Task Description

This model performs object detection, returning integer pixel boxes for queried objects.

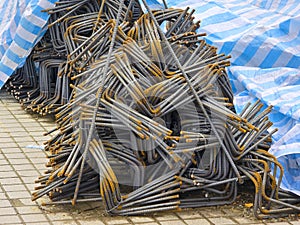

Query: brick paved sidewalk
[0,90,299,225]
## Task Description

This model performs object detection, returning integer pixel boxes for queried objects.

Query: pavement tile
[51,221,78,225]
[129,216,155,223]
[176,211,202,219]
[7,190,31,199]
[106,218,131,224]
[14,136,35,142]
[0,171,18,179]
[185,218,211,225]
[16,206,44,214]
[265,223,292,225]
[159,220,186,225]
[0,165,14,172]
[1,147,22,153]
[0,142,19,148]
[17,169,40,177]
[0,177,23,185]
[29,157,47,164]
[8,157,31,165]
[25,152,46,158]
[0,137,14,143]
[155,213,179,221]
[0,199,12,207]
[20,176,37,184]
[290,222,300,225]
[46,212,74,221]
[0,207,17,215]
[77,219,105,225]
[25,127,45,132]
[3,184,28,192]
[26,223,51,225]
[4,152,27,159]
[208,217,237,225]
[0,215,22,224]
[232,217,261,224]
[13,164,36,171]
[18,198,38,206]
[0,159,9,165]
[11,131,32,137]
[0,192,6,199]
[21,214,48,223]
[8,127,27,132]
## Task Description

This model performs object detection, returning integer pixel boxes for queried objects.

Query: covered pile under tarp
[167,0,300,195]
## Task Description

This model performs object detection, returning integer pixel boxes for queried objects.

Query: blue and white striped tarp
[0,0,56,88]
[168,0,300,195]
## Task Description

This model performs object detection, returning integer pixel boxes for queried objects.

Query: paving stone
[155,213,179,221]
[14,114,35,119]
[7,191,31,199]
[0,165,14,172]
[208,217,237,225]
[0,159,9,165]
[3,184,28,192]
[29,157,47,164]
[1,147,22,153]
[129,216,155,223]
[21,176,37,184]
[159,220,186,225]
[0,142,19,148]
[46,212,74,221]
[18,198,38,206]
[0,177,23,185]
[106,218,131,224]
[6,127,27,132]
[0,215,22,224]
[0,171,18,178]
[51,221,78,225]
[177,211,202,219]
[16,206,44,214]
[25,152,46,158]
[13,164,36,171]
[232,217,261,224]
[21,214,49,223]
[185,218,211,225]
[0,199,12,207]
[0,137,14,143]
[77,220,105,225]
[290,222,300,225]
[0,207,17,215]
[8,157,31,165]
[11,131,32,137]
[0,192,6,199]
[25,127,45,132]
[26,223,51,225]
[14,136,35,142]
[265,222,292,225]
[17,169,40,177]
[4,152,27,159]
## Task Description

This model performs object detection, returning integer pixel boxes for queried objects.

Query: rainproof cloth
[0,0,56,88]
[0,0,299,195]
[167,0,300,195]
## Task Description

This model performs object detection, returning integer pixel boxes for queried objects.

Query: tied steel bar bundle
[5,0,300,219]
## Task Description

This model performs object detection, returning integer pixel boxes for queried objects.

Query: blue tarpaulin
[0,0,299,195]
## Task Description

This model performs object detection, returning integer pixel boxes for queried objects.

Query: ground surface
[0,90,299,225]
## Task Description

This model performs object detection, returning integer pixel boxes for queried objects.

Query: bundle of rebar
[5,0,300,219]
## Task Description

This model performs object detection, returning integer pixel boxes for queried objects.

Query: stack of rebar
[5,0,300,219]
